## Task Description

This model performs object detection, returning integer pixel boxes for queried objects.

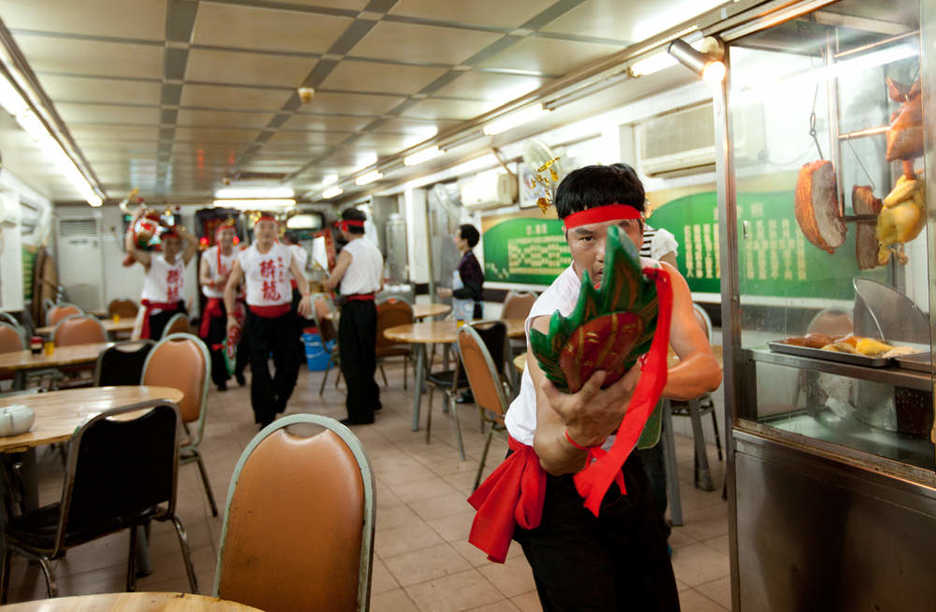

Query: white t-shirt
[289,244,309,273]
[339,237,383,296]
[202,245,238,298]
[504,258,658,446]
[640,225,678,261]
[238,242,294,307]
[141,253,186,309]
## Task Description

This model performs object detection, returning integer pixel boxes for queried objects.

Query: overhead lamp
[482,106,549,136]
[214,186,294,199]
[355,170,383,186]
[211,199,296,209]
[667,38,726,85]
[629,51,678,77]
[322,174,338,186]
[322,186,343,199]
[441,130,482,152]
[404,146,443,166]
[542,72,631,111]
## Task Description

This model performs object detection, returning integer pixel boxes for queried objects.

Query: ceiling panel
[191,3,351,54]
[477,36,621,75]
[316,149,385,168]
[353,132,429,155]
[241,162,303,174]
[351,21,502,65]
[321,61,448,95]
[370,117,455,136]
[180,85,289,111]
[38,75,162,105]
[176,110,276,129]
[173,127,261,144]
[434,71,547,100]
[541,0,726,42]
[185,48,316,88]
[284,113,375,132]
[266,0,367,8]
[15,35,163,79]
[70,125,159,142]
[298,92,407,115]
[56,103,160,125]
[266,130,351,147]
[401,98,499,120]
[0,0,166,41]
[389,0,554,28]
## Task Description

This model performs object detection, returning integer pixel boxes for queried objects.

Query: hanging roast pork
[794,160,846,254]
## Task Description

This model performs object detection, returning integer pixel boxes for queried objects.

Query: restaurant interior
[0,0,933,610]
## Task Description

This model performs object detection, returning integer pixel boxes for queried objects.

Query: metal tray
[894,352,933,373]
[767,341,891,368]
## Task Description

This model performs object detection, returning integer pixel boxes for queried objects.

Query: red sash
[345,293,375,302]
[140,299,182,339]
[248,303,291,318]
[467,267,673,562]
[199,298,225,340]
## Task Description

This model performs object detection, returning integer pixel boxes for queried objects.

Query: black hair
[553,163,645,219]
[458,223,480,248]
[341,208,366,235]
[282,230,298,244]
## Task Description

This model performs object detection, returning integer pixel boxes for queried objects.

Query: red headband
[256,214,276,223]
[562,204,641,230]
[337,219,365,231]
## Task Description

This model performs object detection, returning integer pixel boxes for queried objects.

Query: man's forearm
[534,421,588,476]
[662,352,721,401]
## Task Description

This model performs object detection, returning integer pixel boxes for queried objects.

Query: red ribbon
[200,298,224,338]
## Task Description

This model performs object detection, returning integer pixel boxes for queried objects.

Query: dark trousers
[338,300,380,423]
[147,302,186,341]
[203,302,229,388]
[245,309,299,427]
[284,288,306,395]
[637,437,670,537]
[514,454,680,612]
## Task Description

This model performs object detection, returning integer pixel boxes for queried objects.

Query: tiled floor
[6,361,731,611]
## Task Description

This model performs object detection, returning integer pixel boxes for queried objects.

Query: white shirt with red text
[202,245,238,298]
[238,242,294,306]
[141,253,186,310]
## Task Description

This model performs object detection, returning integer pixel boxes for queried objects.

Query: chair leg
[451,395,466,461]
[335,369,342,389]
[425,386,434,444]
[37,557,56,598]
[473,426,496,491]
[192,450,219,517]
[711,409,723,461]
[319,362,331,396]
[170,514,199,594]
[379,364,388,387]
[403,356,408,391]
[0,546,11,604]
[126,524,138,592]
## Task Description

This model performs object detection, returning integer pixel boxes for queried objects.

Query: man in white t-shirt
[199,219,239,391]
[224,215,312,428]
[468,164,721,611]
[323,208,383,426]
[125,209,197,340]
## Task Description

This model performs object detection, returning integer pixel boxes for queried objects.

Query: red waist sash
[345,293,375,302]
[467,267,673,563]
[199,298,224,339]
[140,299,182,340]
[248,303,291,318]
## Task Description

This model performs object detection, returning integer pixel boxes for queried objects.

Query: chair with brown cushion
[502,292,537,363]
[45,303,83,327]
[142,333,216,516]
[161,313,192,338]
[457,325,513,490]
[214,414,374,612]
[375,298,413,390]
[94,340,155,387]
[107,299,139,320]
[52,315,107,346]
[0,322,24,354]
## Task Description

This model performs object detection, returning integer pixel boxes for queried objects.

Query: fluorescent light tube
[355,171,383,186]
[404,146,442,166]
[212,199,296,209]
[322,186,343,199]
[482,106,549,136]
[214,186,294,199]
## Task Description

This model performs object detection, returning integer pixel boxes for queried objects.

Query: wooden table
[1,592,261,611]
[0,342,112,389]
[35,319,136,338]
[384,319,524,431]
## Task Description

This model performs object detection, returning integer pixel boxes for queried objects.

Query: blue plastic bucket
[302,332,334,371]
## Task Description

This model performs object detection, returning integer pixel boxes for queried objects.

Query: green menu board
[648,188,875,299]
[482,211,570,285]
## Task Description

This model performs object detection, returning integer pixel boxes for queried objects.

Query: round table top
[0,342,112,375]
[0,385,184,453]
[384,319,525,344]
[412,303,452,319]
[1,592,261,611]
[35,319,136,337]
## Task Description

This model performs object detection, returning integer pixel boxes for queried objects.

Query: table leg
[661,400,683,527]
[135,523,152,577]
[689,398,715,491]
[411,345,426,432]
[443,344,450,372]
[19,449,38,514]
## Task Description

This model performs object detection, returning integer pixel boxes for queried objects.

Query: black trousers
[146,302,186,341]
[637,437,669,536]
[514,454,680,612]
[203,302,229,388]
[284,288,306,396]
[245,309,299,426]
[338,300,380,423]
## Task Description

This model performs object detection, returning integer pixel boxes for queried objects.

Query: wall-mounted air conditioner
[459,169,518,209]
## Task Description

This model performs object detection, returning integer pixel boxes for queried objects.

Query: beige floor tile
[376,521,446,558]
[467,600,520,611]
[378,503,423,531]
[676,577,692,592]
[384,542,472,587]
[679,588,729,611]
[392,475,462,503]
[478,556,537,598]
[701,534,730,556]
[668,526,699,549]
[696,575,731,609]
[426,510,477,542]
[405,568,504,612]
[409,491,474,521]
[450,539,524,568]
[671,543,731,588]
[373,557,401,595]
[681,502,730,542]
[510,591,543,612]
[372,588,421,612]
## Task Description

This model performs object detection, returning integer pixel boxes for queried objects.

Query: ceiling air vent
[224,171,289,183]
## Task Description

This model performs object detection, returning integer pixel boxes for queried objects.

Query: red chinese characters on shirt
[166,268,181,302]
[259,258,281,302]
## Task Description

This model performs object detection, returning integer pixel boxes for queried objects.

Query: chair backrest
[47,303,83,327]
[376,299,413,350]
[53,315,107,346]
[94,340,155,387]
[691,303,713,342]
[458,325,510,420]
[215,415,374,612]
[55,401,179,555]
[108,299,139,319]
[501,292,537,321]
[470,320,508,377]
[142,333,210,445]
[0,322,25,354]
[0,312,18,327]
[162,313,192,338]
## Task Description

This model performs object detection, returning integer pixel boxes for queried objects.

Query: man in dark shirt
[437,224,484,320]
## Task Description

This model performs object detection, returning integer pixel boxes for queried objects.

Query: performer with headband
[224,214,312,428]
[199,219,239,391]
[468,164,721,611]
[323,208,383,426]
[125,208,197,340]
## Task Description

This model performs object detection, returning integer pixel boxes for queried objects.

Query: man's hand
[540,364,641,447]
[298,295,313,318]
[437,287,453,299]
[226,316,238,334]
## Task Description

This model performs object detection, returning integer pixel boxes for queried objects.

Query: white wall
[0,168,53,313]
